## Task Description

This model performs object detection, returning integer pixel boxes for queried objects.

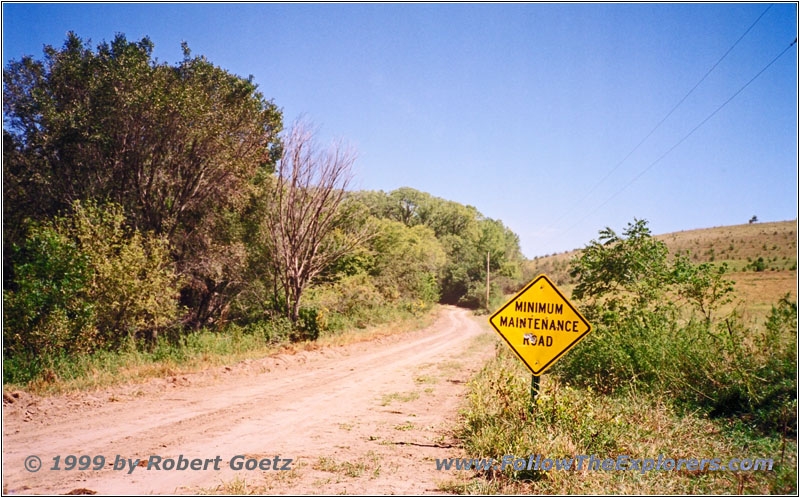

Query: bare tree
[264,121,373,323]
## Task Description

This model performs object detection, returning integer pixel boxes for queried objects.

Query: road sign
[488,274,592,376]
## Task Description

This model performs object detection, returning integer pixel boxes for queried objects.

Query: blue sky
[3,2,797,257]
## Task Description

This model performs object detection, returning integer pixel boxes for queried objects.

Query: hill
[525,220,797,313]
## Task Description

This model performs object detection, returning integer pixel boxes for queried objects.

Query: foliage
[458,344,796,494]
[3,32,283,327]
[748,256,767,272]
[354,187,524,308]
[672,259,735,322]
[3,201,181,366]
[261,121,375,323]
[3,317,293,387]
[57,201,182,344]
[3,223,95,362]
[569,218,735,325]
[563,219,794,433]
[557,300,796,434]
[569,218,673,322]
[2,32,528,385]
[366,219,446,303]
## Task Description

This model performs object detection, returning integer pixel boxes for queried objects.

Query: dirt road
[3,306,495,494]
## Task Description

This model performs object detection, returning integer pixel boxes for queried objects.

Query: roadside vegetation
[2,34,526,391]
[452,219,797,494]
[528,220,797,306]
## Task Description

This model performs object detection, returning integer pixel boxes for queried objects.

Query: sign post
[530,374,539,415]
[488,274,592,412]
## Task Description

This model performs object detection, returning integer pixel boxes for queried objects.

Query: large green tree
[353,187,524,307]
[3,33,283,327]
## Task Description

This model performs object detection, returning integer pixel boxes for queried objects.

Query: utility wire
[548,4,774,229]
[560,36,797,237]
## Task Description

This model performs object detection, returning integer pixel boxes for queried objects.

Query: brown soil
[2,306,492,495]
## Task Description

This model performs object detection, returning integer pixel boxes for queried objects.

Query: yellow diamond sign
[489,274,592,376]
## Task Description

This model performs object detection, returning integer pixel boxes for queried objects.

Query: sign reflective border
[488,274,592,376]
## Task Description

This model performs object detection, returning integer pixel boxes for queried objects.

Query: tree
[569,218,673,322]
[351,187,524,307]
[263,121,374,323]
[3,33,283,327]
[570,218,735,325]
[672,259,734,323]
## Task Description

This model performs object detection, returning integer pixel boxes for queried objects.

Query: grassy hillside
[454,221,798,494]
[656,220,796,271]
[525,220,797,312]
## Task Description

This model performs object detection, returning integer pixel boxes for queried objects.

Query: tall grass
[455,340,796,494]
[453,297,797,494]
[3,301,435,393]
[556,297,797,434]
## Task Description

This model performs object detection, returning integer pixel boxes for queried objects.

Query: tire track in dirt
[2,306,495,494]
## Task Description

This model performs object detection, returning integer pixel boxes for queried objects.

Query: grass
[449,345,797,494]
[313,451,382,479]
[525,220,797,317]
[197,476,252,495]
[435,360,464,375]
[379,390,420,406]
[480,220,797,494]
[413,374,438,385]
[4,304,441,395]
[196,467,304,494]
[449,271,797,496]
[655,220,796,266]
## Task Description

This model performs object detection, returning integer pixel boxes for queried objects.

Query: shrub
[557,301,796,433]
[563,219,796,433]
[3,201,181,366]
[61,201,182,345]
[749,256,766,272]
[244,317,292,345]
[3,224,96,360]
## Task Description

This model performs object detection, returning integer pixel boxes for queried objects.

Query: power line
[548,4,774,229]
[560,36,797,237]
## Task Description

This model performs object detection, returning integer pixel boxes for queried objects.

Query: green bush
[749,256,767,272]
[3,224,96,360]
[563,219,795,433]
[62,201,182,345]
[244,317,293,345]
[558,300,796,434]
[3,201,182,382]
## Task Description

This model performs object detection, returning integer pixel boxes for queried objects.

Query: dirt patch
[2,306,494,494]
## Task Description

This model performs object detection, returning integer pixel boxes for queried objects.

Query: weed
[436,360,463,375]
[313,452,381,479]
[380,391,420,406]
[413,375,437,385]
[4,306,439,394]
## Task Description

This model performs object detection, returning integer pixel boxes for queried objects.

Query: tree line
[2,33,525,372]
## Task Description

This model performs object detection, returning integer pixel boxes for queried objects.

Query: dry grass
[7,307,441,396]
[524,220,797,317]
[448,344,797,495]
[379,390,421,406]
[656,220,796,267]
[196,467,305,494]
[313,451,382,479]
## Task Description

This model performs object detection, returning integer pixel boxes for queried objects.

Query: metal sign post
[529,374,540,415]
